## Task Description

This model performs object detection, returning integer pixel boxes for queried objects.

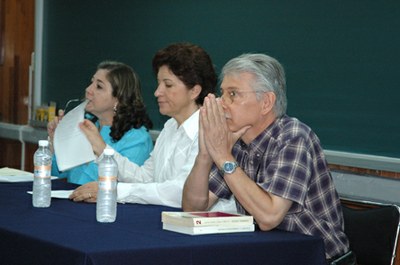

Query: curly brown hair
[152,42,217,105]
[97,61,153,142]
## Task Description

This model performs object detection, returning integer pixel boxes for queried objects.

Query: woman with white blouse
[70,43,236,211]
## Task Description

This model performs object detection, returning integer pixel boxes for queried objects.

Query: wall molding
[1,122,398,173]
[325,150,400,173]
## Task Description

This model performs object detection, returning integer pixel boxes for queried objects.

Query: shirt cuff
[96,144,113,163]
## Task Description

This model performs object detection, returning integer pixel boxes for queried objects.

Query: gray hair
[220,53,287,117]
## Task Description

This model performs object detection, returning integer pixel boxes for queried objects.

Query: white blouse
[102,110,236,211]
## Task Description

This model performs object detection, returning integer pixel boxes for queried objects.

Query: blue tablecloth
[0,180,327,265]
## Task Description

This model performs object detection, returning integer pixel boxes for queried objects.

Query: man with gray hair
[182,53,354,264]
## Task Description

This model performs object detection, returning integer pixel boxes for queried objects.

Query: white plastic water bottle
[96,148,118,223]
[32,140,52,208]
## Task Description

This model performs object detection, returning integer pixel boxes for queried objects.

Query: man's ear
[261,92,276,115]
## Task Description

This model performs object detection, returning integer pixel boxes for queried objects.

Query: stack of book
[161,211,255,235]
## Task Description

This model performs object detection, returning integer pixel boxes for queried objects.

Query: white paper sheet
[27,190,74,199]
[0,167,34,182]
[0,167,58,182]
[54,100,96,171]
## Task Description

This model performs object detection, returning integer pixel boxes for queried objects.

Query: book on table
[161,211,255,235]
[162,211,254,227]
[162,222,255,235]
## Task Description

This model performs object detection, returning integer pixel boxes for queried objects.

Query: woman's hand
[69,181,98,203]
[79,119,106,157]
[47,109,64,153]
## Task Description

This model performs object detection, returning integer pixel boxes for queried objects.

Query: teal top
[51,125,153,185]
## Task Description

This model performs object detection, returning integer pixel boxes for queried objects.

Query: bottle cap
[38,140,49,147]
[104,148,115,156]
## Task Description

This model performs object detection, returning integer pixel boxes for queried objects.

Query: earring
[113,103,118,114]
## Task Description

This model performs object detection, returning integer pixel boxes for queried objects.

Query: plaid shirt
[209,115,349,259]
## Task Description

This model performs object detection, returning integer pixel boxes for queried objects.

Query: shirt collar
[177,109,199,141]
[238,115,288,152]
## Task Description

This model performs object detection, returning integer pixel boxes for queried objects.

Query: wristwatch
[222,161,238,174]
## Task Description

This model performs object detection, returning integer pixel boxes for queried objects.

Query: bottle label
[34,165,51,178]
[98,176,117,191]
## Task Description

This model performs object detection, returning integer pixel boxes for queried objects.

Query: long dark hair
[98,61,153,142]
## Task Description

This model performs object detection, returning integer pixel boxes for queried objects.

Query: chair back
[342,203,400,265]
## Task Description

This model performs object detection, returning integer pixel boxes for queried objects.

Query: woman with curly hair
[47,61,153,185]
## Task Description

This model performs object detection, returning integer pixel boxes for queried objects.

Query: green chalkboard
[41,0,400,158]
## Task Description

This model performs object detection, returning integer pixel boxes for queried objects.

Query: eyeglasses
[220,89,259,105]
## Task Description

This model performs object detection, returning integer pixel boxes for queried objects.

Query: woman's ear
[191,84,202,100]
[113,102,118,113]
